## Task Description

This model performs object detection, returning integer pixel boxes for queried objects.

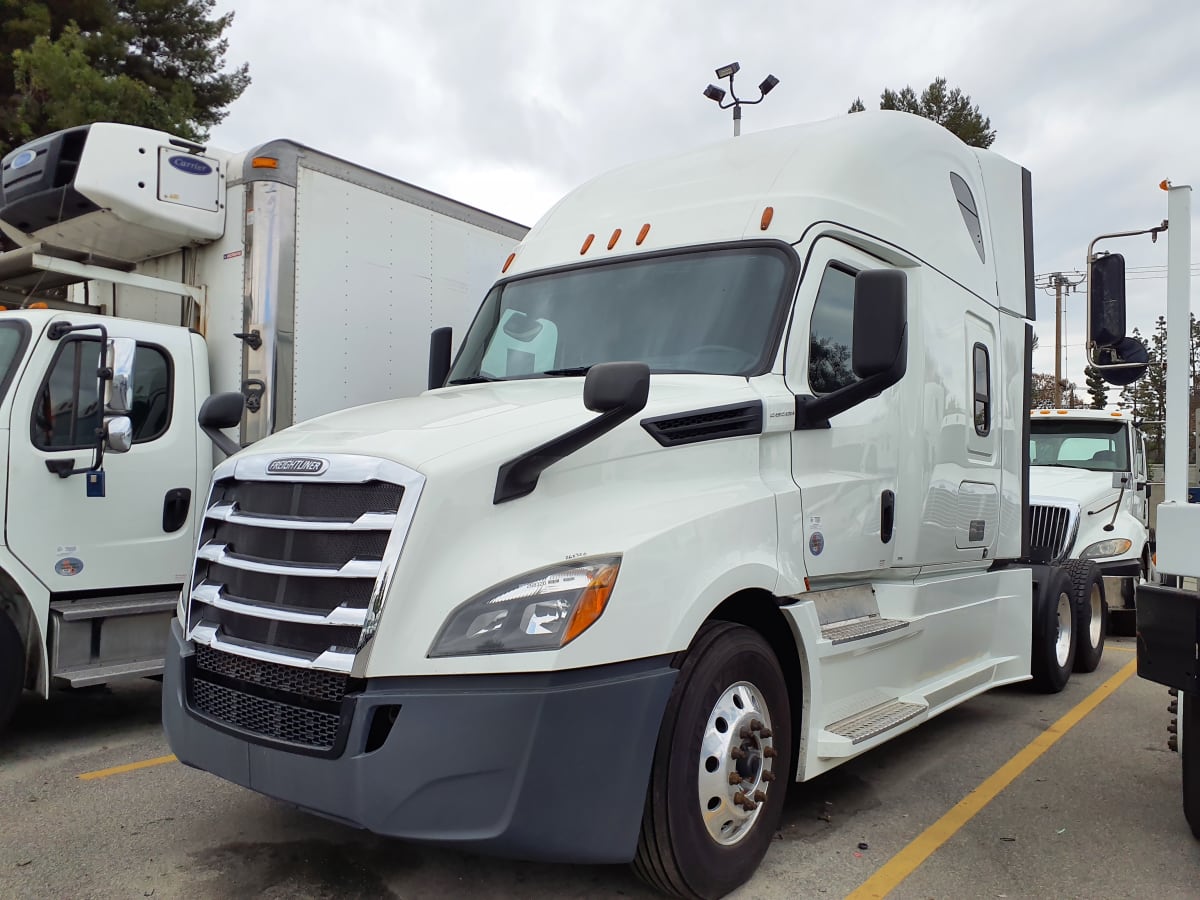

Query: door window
[33,339,172,450]
[808,263,858,394]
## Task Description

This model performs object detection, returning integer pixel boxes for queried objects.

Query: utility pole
[1035,271,1086,406]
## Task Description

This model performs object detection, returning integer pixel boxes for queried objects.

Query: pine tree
[848,77,996,148]
[1085,365,1108,410]
[2,0,248,157]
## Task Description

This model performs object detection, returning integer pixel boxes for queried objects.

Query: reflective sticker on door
[809,532,825,556]
[54,557,84,576]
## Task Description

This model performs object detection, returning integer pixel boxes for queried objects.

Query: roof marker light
[607,228,622,250]
[636,223,651,245]
[502,252,516,273]
[1057,409,1069,414]
[252,157,279,169]
[760,207,774,230]
[580,234,595,255]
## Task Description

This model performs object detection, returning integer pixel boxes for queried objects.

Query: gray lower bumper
[162,620,677,863]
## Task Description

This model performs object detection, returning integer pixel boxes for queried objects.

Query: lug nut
[759,728,773,739]
[751,719,764,731]
[762,771,776,783]
[1169,735,1179,751]
[1169,688,1178,697]
[729,772,743,785]
[1169,700,1178,714]
[730,747,747,760]
[740,727,754,739]
[753,790,767,802]
[739,794,758,811]
[1168,722,1177,734]
[763,747,778,759]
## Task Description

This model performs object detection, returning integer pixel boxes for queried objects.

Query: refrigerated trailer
[0,123,525,731]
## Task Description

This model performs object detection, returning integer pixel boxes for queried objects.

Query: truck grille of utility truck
[1028,503,1075,564]
[182,455,425,753]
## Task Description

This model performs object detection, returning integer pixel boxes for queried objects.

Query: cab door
[6,316,199,593]
[785,239,904,580]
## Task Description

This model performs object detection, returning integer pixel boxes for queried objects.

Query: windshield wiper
[540,366,592,377]
[447,375,500,385]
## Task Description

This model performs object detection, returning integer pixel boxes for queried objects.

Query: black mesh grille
[211,479,402,521]
[201,521,388,567]
[191,677,341,750]
[200,563,372,613]
[194,644,347,703]
[642,402,763,447]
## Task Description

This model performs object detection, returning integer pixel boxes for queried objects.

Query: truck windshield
[447,246,793,382]
[0,321,29,405]
[1030,420,1129,471]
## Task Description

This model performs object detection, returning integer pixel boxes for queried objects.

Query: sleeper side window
[973,343,991,436]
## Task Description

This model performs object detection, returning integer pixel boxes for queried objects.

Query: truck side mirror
[1089,253,1126,348]
[198,391,245,457]
[104,416,133,453]
[105,337,136,414]
[852,269,908,381]
[428,326,452,390]
[795,269,908,430]
[583,361,651,414]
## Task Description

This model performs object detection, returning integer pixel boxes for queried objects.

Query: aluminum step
[820,617,909,645]
[50,592,178,622]
[51,658,164,688]
[826,699,925,745]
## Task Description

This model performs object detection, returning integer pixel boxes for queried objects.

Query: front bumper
[162,621,677,863]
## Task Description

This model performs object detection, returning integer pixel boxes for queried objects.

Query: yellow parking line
[845,658,1138,900]
[1107,645,1136,653]
[77,754,177,781]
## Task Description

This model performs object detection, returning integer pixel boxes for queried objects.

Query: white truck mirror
[105,337,136,414]
[104,415,133,453]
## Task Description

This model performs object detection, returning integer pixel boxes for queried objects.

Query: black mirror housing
[584,362,651,414]
[1089,253,1127,348]
[199,391,245,429]
[428,326,453,390]
[852,269,908,380]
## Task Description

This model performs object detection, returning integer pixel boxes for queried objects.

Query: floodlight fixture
[759,74,780,96]
[701,62,780,136]
[715,62,741,80]
[703,84,727,103]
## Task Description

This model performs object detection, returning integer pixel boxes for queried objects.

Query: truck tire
[632,622,791,899]
[1062,559,1106,673]
[0,613,24,732]
[1183,691,1200,839]
[1030,568,1075,693]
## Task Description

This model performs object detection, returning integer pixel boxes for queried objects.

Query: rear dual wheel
[633,622,791,899]
[1062,560,1106,673]
[1031,568,1076,693]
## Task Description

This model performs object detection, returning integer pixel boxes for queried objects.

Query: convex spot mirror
[105,337,136,414]
[1094,335,1149,386]
[104,415,133,453]
[1089,253,1127,348]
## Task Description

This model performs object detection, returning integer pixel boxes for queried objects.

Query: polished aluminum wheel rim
[1056,592,1073,667]
[1088,584,1103,648]
[697,680,776,845]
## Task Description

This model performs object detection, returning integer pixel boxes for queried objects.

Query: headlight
[1079,538,1132,560]
[429,557,621,657]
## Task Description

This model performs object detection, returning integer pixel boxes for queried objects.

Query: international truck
[0,123,526,733]
[1115,181,1200,839]
[1028,407,1151,645]
[162,111,1096,899]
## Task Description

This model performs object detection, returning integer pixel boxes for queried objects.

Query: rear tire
[0,613,25,732]
[1030,568,1075,693]
[632,622,792,899]
[1063,559,1106,673]
[1183,691,1200,839]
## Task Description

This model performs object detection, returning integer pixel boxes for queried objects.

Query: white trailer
[1028,407,1152,644]
[0,123,525,731]
[163,111,1088,898]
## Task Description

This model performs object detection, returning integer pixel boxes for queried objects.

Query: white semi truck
[1114,182,1200,839]
[1028,407,1151,644]
[163,111,1094,899]
[0,123,526,732]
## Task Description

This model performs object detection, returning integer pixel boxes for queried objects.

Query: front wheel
[632,622,792,899]
[0,613,25,732]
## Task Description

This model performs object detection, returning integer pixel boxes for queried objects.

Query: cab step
[818,699,927,757]
[52,658,164,688]
[820,617,909,644]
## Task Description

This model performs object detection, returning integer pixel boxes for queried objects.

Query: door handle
[880,490,895,544]
[163,488,192,533]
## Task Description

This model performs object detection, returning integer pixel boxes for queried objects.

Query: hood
[1029,465,1118,508]
[244,374,757,470]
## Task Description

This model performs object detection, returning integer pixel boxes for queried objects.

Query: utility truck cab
[0,123,524,732]
[164,112,1090,899]
[1029,408,1150,632]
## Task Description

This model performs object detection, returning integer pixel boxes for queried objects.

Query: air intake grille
[1028,503,1073,563]
[195,644,347,703]
[191,677,342,750]
[641,402,763,447]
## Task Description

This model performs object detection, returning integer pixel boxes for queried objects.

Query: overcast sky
[209,0,1200,399]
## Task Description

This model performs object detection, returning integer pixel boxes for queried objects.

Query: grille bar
[189,624,356,673]
[1028,503,1073,562]
[191,582,369,627]
[206,502,397,532]
[196,543,383,579]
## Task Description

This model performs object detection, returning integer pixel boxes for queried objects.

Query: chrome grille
[183,454,425,751]
[1029,503,1073,562]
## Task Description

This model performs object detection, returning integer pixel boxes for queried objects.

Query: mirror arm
[794,371,895,431]
[202,425,241,458]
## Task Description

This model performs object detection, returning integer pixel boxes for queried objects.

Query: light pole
[703,62,779,137]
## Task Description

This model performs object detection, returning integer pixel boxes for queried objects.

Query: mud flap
[1136,582,1200,694]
